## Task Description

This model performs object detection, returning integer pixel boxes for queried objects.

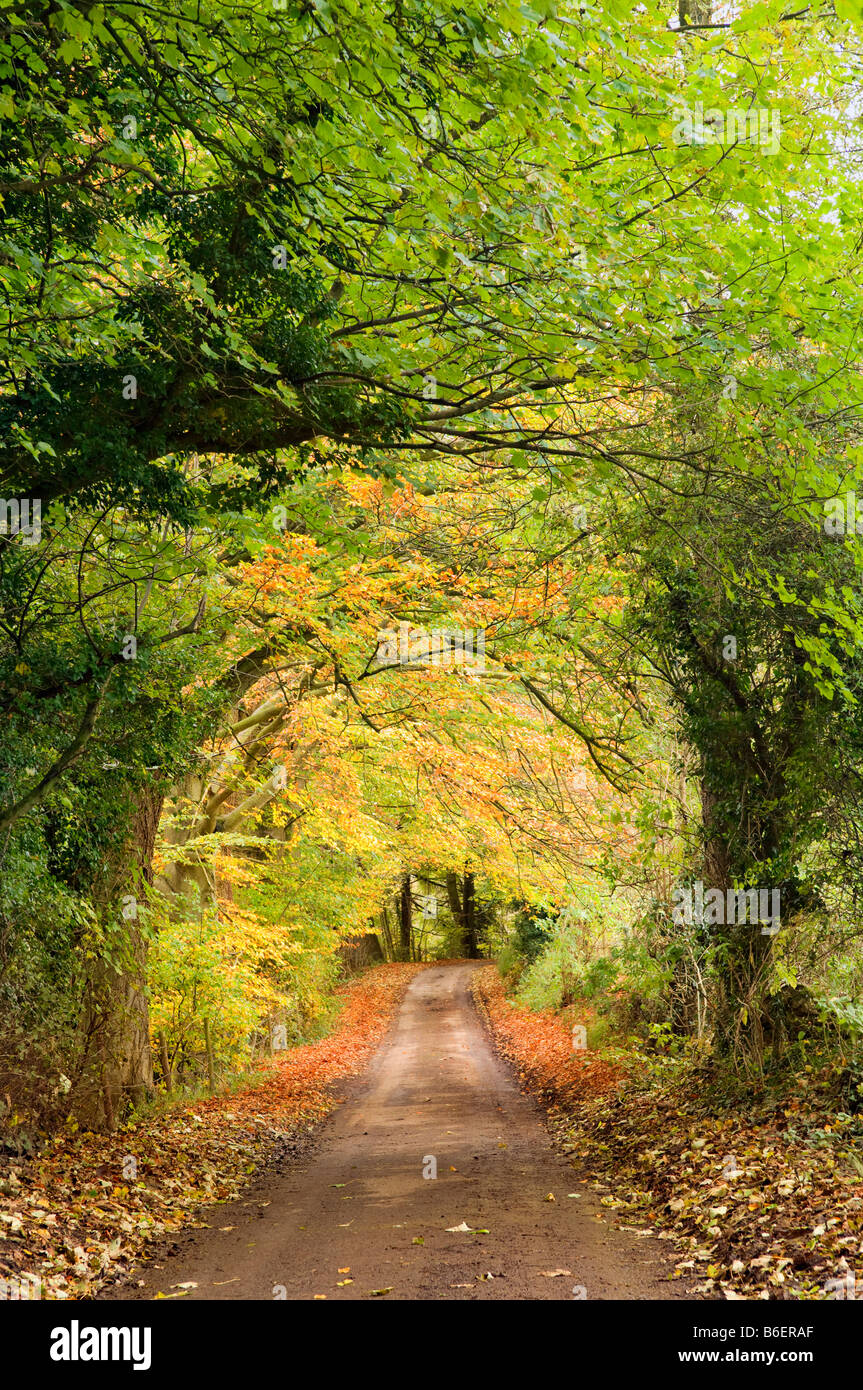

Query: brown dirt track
[102,963,692,1301]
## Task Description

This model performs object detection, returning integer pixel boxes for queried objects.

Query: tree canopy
[3,0,863,1134]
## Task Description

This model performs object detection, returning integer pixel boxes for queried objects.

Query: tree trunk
[700,779,778,1069]
[379,906,395,961]
[398,873,413,962]
[446,870,480,958]
[463,871,479,959]
[678,0,712,25]
[77,788,160,1128]
[446,870,465,951]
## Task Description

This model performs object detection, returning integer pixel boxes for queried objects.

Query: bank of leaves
[473,967,863,1300]
[0,963,423,1299]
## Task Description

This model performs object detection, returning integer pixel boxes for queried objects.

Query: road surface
[103,963,688,1300]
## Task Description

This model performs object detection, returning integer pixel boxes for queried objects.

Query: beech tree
[3,0,863,1120]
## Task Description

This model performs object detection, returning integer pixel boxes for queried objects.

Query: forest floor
[5,960,859,1301]
[95,961,688,1301]
[472,969,863,1301]
[0,962,423,1299]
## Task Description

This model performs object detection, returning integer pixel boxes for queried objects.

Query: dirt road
[104,963,689,1300]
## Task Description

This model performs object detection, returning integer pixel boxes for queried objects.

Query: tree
[592,383,863,1067]
[6,0,859,512]
[4,0,863,1122]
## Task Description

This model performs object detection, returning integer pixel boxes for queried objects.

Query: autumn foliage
[0,964,422,1299]
[471,966,622,1107]
[473,965,863,1301]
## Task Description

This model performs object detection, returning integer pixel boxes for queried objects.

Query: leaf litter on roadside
[472,966,863,1301]
[0,965,424,1299]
